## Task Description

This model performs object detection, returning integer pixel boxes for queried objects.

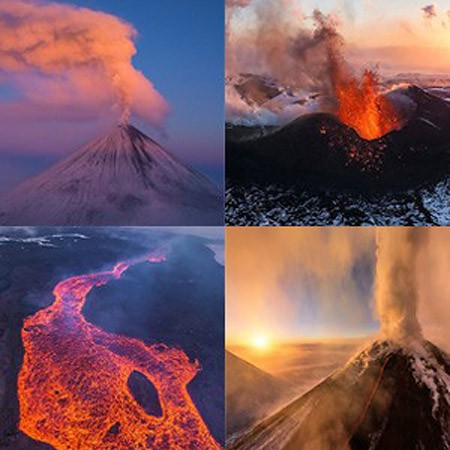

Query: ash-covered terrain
[226,351,296,437]
[226,339,366,440]
[228,339,450,450]
[0,228,224,449]
[226,180,450,226]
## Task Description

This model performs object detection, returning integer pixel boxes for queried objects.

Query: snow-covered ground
[348,339,450,441]
[226,177,450,226]
[226,74,322,127]
[226,72,450,127]
[230,338,450,450]
[0,233,89,248]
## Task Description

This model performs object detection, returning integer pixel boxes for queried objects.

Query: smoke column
[227,0,344,91]
[375,228,427,343]
[0,0,170,125]
[225,0,350,125]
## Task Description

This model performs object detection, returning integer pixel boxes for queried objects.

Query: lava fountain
[18,250,221,450]
[333,69,403,141]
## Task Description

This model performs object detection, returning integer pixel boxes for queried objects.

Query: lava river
[17,251,222,450]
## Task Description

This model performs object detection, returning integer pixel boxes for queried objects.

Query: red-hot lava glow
[334,70,403,140]
[18,250,221,450]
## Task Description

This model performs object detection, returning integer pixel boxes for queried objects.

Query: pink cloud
[0,0,170,128]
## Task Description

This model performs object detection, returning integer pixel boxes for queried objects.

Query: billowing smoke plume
[228,227,450,353]
[0,0,169,125]
[375,228,427,343]
[226,0,419,133]
[227,0,343,93]
[225,0,355,125]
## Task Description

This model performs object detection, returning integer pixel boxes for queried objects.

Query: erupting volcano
[333,69,403,141]
[17,250,221,450]
[227,82,450,188]
[225,0,450,225]
[227,229,450,450]
[229,339,450,450]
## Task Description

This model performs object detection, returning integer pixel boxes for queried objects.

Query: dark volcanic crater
[227,86,450,188]
[226,86,450,225]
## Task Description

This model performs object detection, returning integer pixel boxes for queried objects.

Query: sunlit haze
[226,228,450,353]
[229,0,450,74]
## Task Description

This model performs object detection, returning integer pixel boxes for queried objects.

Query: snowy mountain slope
[0,124,222,225]
[226,72,450,129]
[229,340,450,450]
[226,74,322,127]
[226,351,296,438]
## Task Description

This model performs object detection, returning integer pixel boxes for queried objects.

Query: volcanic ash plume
[0,0,169,125]
[225,2,344,126]
[226,0,403,139]
[227,1,343,94]
[375,228,427,344]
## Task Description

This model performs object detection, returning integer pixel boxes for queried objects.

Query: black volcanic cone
[227,86,450,188]
[229,340,450,450]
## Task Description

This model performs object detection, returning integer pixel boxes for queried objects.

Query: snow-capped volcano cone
[230,339,450,450]
[0,124,222,225]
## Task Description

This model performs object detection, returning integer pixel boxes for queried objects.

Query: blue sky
[0,0,224,188]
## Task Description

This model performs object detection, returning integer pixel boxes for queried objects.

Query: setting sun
[251,334,270,350]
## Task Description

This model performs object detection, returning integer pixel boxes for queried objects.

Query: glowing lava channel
[18,250,221,450]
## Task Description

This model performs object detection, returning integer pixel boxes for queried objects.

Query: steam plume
[225,0,351,125]
[0,0,169,125]
[375,228,427,343]
[227,0,343,93]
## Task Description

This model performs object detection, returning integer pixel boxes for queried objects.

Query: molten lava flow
[18,250,222,450]
[334,70,402,140]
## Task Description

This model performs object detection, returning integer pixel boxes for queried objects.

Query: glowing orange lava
[18,250,222,450]
[334,70,402,140]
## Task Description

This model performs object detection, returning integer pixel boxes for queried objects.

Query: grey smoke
[226,0,347,100]
[422,4,437,19]
[375,228,427,343]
